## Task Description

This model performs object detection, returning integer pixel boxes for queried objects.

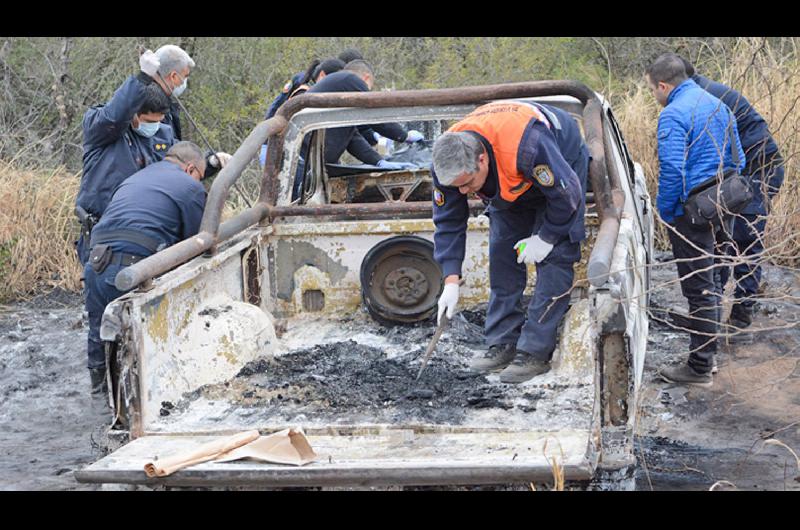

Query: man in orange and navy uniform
[431,100,588,383]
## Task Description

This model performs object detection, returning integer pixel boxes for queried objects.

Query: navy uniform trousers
[484,203,582,361]
[83,262,129,370]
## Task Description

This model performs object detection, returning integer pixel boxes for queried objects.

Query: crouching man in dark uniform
[83,141,208,395]
[431,100,588,384]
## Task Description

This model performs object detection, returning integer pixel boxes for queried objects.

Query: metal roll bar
[116,80,623,291]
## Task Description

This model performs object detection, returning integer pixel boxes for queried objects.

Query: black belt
[110,252,146,267]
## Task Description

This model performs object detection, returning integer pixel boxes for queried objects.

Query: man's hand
[514,234,554,265]
[210,152,232,168]
[377,159,416,170]
[139,49,160,78]
[437,281,460,325]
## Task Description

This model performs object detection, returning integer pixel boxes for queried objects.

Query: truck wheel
[360,236,442,326]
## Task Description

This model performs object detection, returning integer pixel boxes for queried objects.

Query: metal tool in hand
[415,313,450,381]
[137,46,252,208]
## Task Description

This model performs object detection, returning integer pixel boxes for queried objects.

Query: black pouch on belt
[89,244,112,274]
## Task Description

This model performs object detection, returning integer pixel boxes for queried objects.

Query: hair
[165,141,206,173]
[338,48,363,64]
[138,82,171,115]
[432,132,483,185]
[344,59,374,78]
[312,58,345,81]
[155,44,196,77]
[678,55,696,77]
[299,58,321,86]
[646,53,688,86]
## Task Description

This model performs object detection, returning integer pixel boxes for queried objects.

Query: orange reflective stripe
[449,102,546,203]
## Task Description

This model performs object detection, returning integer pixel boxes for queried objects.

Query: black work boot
[728,303,753,330]
[499,351,551,384]
[658,364,712,388]
[468,344,517,373]
[89,367,108,395]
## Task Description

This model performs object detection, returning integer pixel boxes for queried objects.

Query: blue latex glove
[376,159,417,170]
[405,129,425,143]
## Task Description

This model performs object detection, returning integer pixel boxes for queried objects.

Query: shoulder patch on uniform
[533,164,555,187]
[433,188,445,207]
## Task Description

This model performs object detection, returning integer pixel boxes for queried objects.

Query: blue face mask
[134,121,160,138]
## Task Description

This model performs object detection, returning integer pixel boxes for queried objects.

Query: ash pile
[172,308,548,426]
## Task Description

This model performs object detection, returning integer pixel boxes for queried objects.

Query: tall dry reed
[0,162,82,301]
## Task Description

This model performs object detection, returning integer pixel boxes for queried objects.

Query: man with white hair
[153,44,196,140]
[431,100,588,383]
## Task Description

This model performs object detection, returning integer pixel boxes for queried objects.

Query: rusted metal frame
[118,81,623,290]
[265,199,486,220]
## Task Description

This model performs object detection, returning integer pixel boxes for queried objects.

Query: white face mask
[134,121,160,138]
[172,73,188,97]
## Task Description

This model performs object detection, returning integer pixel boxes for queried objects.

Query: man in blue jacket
[646,53,745,387]
[431,100,588,383]
[83,141,208,395]
[681,57,784,333]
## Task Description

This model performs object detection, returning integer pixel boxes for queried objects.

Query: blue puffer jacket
[656,79,745,223]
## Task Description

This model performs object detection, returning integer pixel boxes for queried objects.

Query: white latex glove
[210,152,232,168]
[139,49,160,78]
[405,129,424,143]
[437,282,459,325]
[376,159,416,170]
[514,234,554,265]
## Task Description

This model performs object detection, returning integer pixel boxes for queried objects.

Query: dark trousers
[485,205,581,361]
[83,262,129,370]
[668,214,719,373]
[717,214,766,309]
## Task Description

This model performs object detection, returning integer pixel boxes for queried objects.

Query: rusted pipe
[118,80,624,290]
[582,99,623,287]
[267,200,486,219]
[199,117,286,237]
[115,231,216,291]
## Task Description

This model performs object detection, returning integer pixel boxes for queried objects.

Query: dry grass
[0,161,82,302]
[614,38,800,264]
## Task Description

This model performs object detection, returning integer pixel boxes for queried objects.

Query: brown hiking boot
[499,351,550,384]
[468,343,517,373]
[658,364,712,388]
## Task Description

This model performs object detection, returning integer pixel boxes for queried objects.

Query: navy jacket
[91,160,207,257]
[656,79,745,223]
[308,71,384,165]
[432,103,588,278]
[164,100,182,141]
[77,74,175,218]
[692,74,784,214]
[266,71,306,120]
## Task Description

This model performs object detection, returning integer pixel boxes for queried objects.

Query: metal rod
[118,80,624,290]
[155,69,253,208]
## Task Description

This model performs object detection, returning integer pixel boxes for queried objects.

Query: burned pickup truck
[76,81,653,489]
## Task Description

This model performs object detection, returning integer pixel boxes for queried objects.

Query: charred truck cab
[77,81,653,489]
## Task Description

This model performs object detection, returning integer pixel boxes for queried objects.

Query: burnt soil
[2,257,799,489]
